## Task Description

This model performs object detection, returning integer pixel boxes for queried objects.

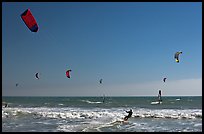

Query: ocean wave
[2,107,202,120]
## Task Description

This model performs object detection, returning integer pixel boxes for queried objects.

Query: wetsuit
[124,110,133,121]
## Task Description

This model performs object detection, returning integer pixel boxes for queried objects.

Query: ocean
[2,96,202,132]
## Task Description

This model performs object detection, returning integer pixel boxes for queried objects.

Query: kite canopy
[21,9,39,32]
[174,51,182,63]
[163,78,167,82]
[35,72,40,79]
[99,79,103,84]
[66,70,72,78]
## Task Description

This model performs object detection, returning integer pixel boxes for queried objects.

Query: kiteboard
[111,120,128,125]
[151,101,162,105]
[110,118,129,125]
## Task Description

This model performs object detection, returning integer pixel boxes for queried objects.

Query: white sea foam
[2,107,202,120]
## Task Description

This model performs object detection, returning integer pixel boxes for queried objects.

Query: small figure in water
[102,94,105,103]
[102,98,105,103]
[158,90,162,104]
[2,102,8,108]
[124,109,133,121]
[5,103,8,107]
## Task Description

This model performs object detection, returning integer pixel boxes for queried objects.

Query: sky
[2,2,202,96]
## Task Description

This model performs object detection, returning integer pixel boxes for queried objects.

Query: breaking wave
[2,107,202,120]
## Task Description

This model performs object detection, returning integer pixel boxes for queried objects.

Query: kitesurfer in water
[5,103,8,107]
[158,90,162,104]
[124,109,133,121]
[102,94,105,103]
[2,102,8,108]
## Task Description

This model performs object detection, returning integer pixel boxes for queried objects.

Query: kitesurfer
[2,102,8,108]
[124,109,133,121]
[102,95,105,103]
[5,103,8,107]
[158,90,162,104]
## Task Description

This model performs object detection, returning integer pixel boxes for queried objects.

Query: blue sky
[2,2,202,96]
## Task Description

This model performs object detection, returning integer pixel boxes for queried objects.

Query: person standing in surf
[124,109,133,121]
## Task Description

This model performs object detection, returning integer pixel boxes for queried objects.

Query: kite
[163,78,167,82]
[35,72,40,79]
[99,79,103,84]
[66,69,72,78]
[21,9,39,32]
[174,51,182,63]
